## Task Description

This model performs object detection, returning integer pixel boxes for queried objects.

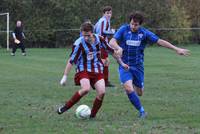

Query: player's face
[130,19,140,32]
[16,21,22,27]
[82,31,94,44]
[104,10,112,20]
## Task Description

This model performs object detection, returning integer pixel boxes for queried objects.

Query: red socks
[65,91,82,109]
[65,92,105,118]
[90,96,104,118]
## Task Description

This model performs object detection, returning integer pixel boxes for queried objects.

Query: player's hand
[122,63,129,70]
[111,29,115,34]
[14,39,20,44]
[60,75,67,86]
[176,48,190,56]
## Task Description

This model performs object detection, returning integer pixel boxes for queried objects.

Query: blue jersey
[114,24,159,66]
[69,34,114,73]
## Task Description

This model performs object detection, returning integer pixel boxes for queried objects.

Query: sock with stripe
[65,91,83,110]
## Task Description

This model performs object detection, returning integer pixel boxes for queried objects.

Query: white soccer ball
[75,105,91,119]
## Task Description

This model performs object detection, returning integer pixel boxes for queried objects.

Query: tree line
[0,0,200,48]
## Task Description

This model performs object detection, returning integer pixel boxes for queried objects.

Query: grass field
[0,45,200,134]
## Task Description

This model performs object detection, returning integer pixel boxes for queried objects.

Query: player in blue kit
[109,12,190,118]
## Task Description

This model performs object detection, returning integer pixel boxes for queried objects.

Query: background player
[94,6,115,87]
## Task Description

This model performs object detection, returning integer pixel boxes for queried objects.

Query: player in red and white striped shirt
[57,22,125,118]
[94,6,115,87]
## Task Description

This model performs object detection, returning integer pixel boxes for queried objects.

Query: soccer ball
[75,105,91,119]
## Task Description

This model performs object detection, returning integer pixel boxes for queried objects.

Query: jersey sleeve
[94,19,104,35]
[113,25,125,42]
[69,44,82,64]
[12,33,16,39]
[100,19,109,35]
[99,36,114,54]
[69,38,80,57]
[69,45,75,57]
[102,20,114,35]
[145,29,159,43]
[101,20,106,35]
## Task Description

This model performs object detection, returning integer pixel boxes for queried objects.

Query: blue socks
[127,91,144,113]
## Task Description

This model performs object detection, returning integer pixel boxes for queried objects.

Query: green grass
[0,45,200,134]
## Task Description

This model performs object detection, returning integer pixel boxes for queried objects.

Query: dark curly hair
[80,22,94,32]
[129,11,144,25]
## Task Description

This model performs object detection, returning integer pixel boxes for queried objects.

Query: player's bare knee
[123,85,134,93]
[124,87,134,93]
[137,91,143,96]
[84,87,91,92]
[81,85,91,94]
[136,88,144,96]
[98,88,105,95]
[79,88,90,96]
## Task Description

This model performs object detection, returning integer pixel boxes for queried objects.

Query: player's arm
[103,28,115,35]
[63,59,73,76]
[60,59,73,86]
[109,25,126,57]
[100,36,123,58]
[60,44,82,86]
[145,29,190,56]
[22,32,25,39]
[109,38,123,57]
[112,53,129,70]
[102,21,115,35]
[12,32,20,44]
[100,37,128,69]
[12,32,16,40]
[99,36,114,53]
[157,39,190,56]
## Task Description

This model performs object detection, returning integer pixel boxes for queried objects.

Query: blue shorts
[118,65,144,88]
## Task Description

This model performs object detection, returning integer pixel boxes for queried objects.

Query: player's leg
[119,66,146,118]
[90,74,105,118]
[134,85,144,96]
[11,43,17,56]
[123,81,144,111]
[103,58,109,83]
[57,72,91,114]
[101,48,114,87]
[74,72,80,86]
[74,72,96,89]
[131,66,145,96]
[19,43,26,56]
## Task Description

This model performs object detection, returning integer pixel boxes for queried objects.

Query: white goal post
[0,12,9,51]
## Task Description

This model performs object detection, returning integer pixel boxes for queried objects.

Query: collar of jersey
[128,25,142,33]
